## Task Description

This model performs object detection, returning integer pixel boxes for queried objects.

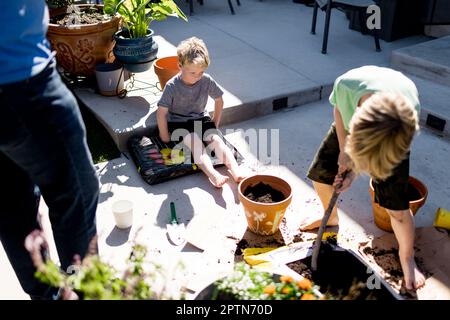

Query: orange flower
[301,293,317,300]
[263,285,276,295]
[280,275,293,283]
[297,278,313,291]
[281,287,291,295]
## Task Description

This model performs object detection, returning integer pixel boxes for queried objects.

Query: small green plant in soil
[213,262,320,300]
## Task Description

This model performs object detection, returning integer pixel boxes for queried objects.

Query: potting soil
[244,182,285,203]
[287,243,396,300]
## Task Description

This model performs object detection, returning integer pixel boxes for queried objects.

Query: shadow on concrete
[106,226,132,247]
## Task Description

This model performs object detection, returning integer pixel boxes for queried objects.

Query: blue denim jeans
[0,62,99,299]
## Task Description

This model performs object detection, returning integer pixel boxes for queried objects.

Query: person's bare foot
[299,215,339,231]
[228,168,247,183]
[208,173,230,188]
[400,254,426,290]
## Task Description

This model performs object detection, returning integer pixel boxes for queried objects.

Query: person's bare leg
[388,209,426,290]
[206,134,246,183]
[299,181,339,230]
[183,133,229,188]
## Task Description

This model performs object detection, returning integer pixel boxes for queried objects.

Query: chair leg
[228,0,235,14]
[236,0,241,6]
[311,1,318,35]
[374,28,381,52]
[321,3,332,54]
[359,8,381,52]
[189,0,193,15]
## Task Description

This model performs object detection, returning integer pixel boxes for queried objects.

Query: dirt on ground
[360,245,433,299]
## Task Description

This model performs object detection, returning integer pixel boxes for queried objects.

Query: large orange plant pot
[238,175,292,236]
[154,56,180,90]
[47,5,121,77]
[369,176,428,232]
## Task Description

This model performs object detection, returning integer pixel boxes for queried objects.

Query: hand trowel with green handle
[166,202,186,246]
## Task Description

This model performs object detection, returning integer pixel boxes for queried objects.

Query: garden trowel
[166,202,186,246]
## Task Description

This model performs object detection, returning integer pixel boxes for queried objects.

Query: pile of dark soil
[50,6,110,26]
[244,182,285,203]
[288,243,396,300]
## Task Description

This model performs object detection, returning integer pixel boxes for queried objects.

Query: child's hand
[333,170,356,193]
[337,151,353,172]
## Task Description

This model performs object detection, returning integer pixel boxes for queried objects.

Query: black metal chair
[311,0,381,54]
[188,0,241,15]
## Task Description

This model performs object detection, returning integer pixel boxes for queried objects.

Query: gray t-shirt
[158,73,224,122]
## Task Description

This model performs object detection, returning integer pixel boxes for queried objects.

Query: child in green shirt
[303,66,425,290]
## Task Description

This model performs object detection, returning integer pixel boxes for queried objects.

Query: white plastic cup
[112,200,133,229]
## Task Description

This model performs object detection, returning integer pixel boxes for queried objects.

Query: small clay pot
[154,56,180,90]
[238,175,292,235]
[369,176,428,232]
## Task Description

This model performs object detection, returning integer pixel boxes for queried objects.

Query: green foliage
[214,262,321,300]
[35,244,160,300]
[103,0,188,38]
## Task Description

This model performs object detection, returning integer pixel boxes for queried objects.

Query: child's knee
[387,209,410,222]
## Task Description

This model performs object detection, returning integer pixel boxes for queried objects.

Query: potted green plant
[195,262,322,300]
[25,230,181,300]
[103,0,188,73]
[46,0,121,76]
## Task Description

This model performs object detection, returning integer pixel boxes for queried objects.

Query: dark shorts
[307,123,410,210]
[168,116,218,143]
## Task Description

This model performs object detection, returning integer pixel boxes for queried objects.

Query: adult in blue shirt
[0,1,99,299]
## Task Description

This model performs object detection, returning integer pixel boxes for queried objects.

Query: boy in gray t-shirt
[157,37,246,188]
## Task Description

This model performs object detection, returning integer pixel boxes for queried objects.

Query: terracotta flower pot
[154,56,180,90]
[369,176,428,232]
[47,5,121,77]
[238,175,292,235]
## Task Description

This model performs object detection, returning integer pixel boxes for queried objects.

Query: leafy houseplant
[103,0,188,72]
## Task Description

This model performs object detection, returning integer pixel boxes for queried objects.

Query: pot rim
[114,28,155,40]
[238,174,293,206]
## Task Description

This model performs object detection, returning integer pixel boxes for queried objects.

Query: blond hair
[177,37,210,68]
[345,93,419,180]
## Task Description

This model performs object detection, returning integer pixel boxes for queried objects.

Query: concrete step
[409,74,450,137]
[391,36,450,87]
[74,68,323,152]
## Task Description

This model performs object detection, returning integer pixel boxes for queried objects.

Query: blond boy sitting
[157,37,246,188]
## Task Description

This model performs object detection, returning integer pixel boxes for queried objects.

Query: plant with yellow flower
[213,263,321,300]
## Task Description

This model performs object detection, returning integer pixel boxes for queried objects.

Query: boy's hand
[337,151,353,172]
[333,169,356,193]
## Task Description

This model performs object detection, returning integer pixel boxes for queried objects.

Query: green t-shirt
[329,66,421,131]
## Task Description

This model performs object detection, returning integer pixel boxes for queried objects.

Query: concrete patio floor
[1,0,449,299]
[3,99,449,299]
